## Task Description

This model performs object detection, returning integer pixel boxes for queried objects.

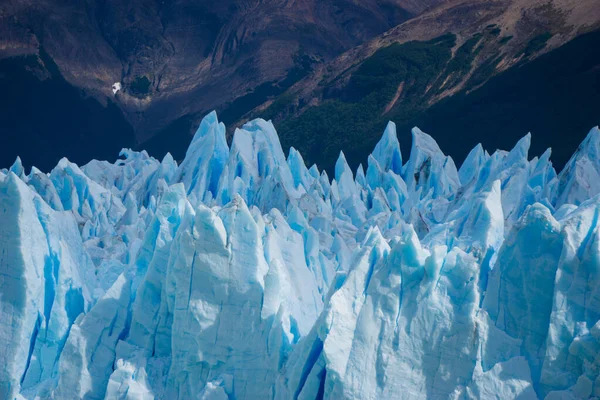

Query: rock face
[260,0,600,123]
[2,112,600,399]
[246,0,600,173]
[2,0,600,175]
[0,0,440,137]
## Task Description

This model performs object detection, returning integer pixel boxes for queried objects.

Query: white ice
[1,113,600,399]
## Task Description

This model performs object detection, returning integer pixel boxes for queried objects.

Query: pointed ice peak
[532,148,552,173]
[403,127,449,178]
[161,152,175,166]
[194,111,227,152]
[403,127,459,198]
[287,147,302,162]
[372,121,402,174]
[529,156,539,169]
[334,151,352,181]
[488,149,509,165]
[393,223,429,266]
[541,147,552,161]
[429,179,504,254]
[528,148,556,191]
[124,191,137,211]
[231,118,288,171]
[533,148,552,168]
[444,156,460,182]
[505,133,531,166]
[366,155,383,190]
[286,204,309,233]
[474,143,485,154]
[287,147,311,190]
[335,151,357,200]
[458,143,490,185]
[570,126,600,164]
[9,156,24,178]
[216,117,301,209]
[118,192,139,226]
[355,164,366,188]
[54,157,76,172]
[190,110,224,145]
[553,126,600,207]
[361,225,387,249]
[176,111,228,203]
[27,166,63,211]
[459,143,487,186]
[317,170,331,199]
[357,164,365,176]
[29,166,43,176]
[410,126,444,156]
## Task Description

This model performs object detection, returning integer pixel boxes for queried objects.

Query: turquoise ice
[1,113,600,399]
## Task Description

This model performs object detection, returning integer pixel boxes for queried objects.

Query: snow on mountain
[1,114,600,399]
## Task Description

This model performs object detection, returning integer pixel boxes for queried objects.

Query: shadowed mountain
[258,28,600,173]
[0,0,599,172]
[1,0,440,135]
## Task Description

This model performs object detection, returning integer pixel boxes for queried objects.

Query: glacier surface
[1,111,600,399]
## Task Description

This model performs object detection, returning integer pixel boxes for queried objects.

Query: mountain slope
[0,49,136,172]
[237,0,600,172]
[0,0,442,138]
[1,0,599,174]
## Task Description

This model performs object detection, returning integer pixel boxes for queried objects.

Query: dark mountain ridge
[1,0,441,137]
[234,0,600,172]
[1,0,599,174]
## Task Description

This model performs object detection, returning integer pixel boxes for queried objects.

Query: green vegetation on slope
[272,29,600,174]
[403,29,600,171]
[434,35,482,92]
[218,47,321,126]
[519,32,553,58]
[274,34,457,172]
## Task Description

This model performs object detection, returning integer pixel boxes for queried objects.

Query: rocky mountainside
[1,0,599,173]
[237,0,600,172]
[253,0,600,112]
[0,0,443,139]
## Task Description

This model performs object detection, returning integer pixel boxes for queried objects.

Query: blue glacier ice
[1,113,600,399]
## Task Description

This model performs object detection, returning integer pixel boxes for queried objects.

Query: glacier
[1,111,600,399]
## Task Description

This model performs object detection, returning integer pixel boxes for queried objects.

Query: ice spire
[403,127,460,200]
[553,126,600,207]
[459,143,487,186]
[372,121,403,174]
[287,146,312,191]
[175,111,229,204]
[335,151,357,200]
[2,110,600,400]
[9,156,25,178]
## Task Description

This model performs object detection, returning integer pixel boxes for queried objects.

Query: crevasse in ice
[1,111,600,399]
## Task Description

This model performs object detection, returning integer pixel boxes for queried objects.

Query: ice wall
[1,114,600,399]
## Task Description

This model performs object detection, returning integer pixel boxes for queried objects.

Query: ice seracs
[553,126,600,208]
[1,113,600,399]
